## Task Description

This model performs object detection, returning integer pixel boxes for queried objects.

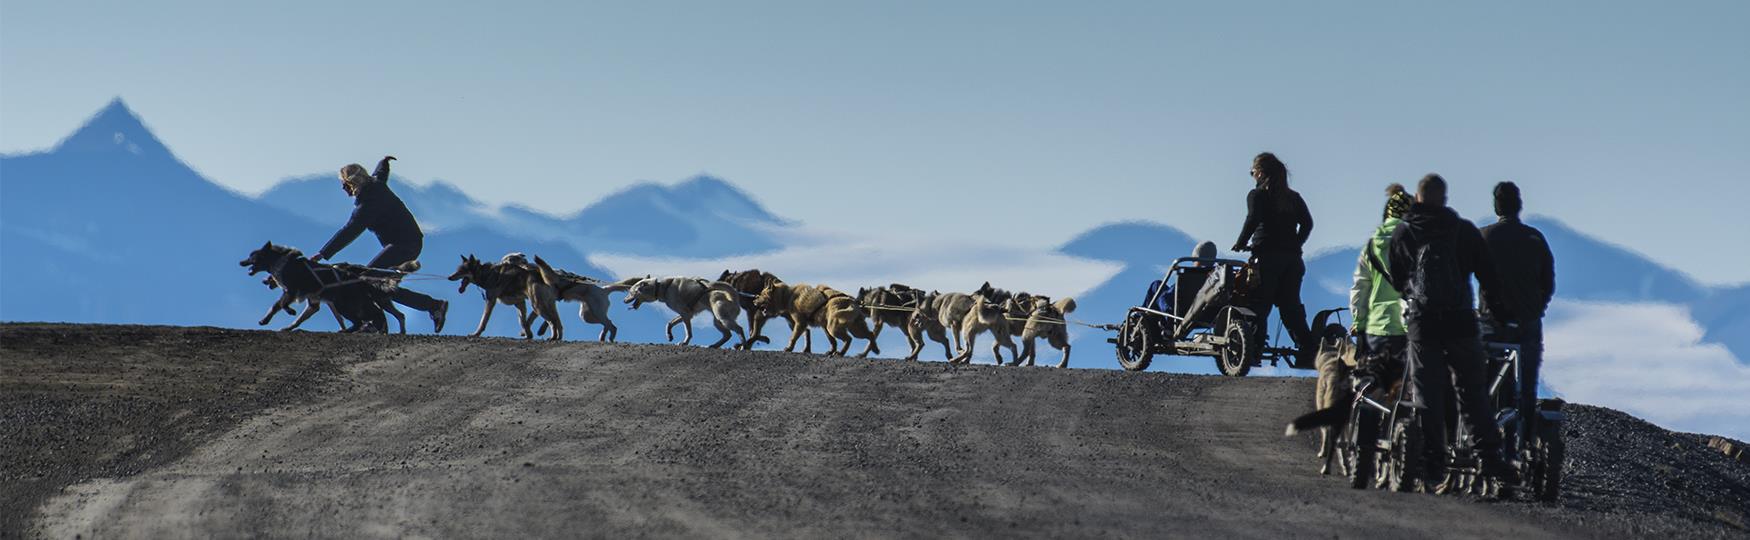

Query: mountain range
[3,99,1745,369]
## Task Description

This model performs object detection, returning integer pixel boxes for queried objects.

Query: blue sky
[3,0,1747,283]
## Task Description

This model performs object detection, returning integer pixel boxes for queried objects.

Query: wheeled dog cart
[1107,257,1334,376]
[1341,319,1565,500]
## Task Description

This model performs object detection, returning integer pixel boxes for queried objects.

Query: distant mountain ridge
[259,172,788,259]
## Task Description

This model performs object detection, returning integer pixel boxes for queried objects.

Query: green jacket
[1350,218,1406,336]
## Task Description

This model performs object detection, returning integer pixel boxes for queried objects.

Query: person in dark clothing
[1231,152,1315,364]
[1381,174,1516,487]
[1479,181,1555,440]
[311,156,449,332]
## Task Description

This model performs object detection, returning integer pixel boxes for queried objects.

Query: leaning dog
[622,276,749,349]
[240,241,405,333]
[755,282,875,356]
[530,255,635,342]
[448,253,564,340]
[718,269,785,347]
[1010,295,1078,368]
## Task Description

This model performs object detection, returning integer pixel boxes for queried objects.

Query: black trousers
[1407,308,1502,464]
[1249,252,1313,355]
[366,240,443,314]
[1516,318,1545,437]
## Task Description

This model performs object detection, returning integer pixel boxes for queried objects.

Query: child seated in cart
[1142,241,1219,316]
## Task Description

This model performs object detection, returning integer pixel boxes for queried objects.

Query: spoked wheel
[1385,413,1423,493]
[1216,317,1254,377]
[1115,312,1155,372]
[1346,403,1380,489]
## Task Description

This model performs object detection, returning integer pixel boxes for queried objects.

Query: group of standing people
[1232,151,1555,486]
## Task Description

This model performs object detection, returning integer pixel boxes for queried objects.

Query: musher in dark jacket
[1382,174,1516,487]
[1231,152,1315,363]
[311,156,449,332]
[1479,181,1555,440]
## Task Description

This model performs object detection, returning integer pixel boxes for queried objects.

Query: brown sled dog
[448,253,562,340]
[754,282,876,357]
[856,284,939,358]
[718,269,784,347]
[530,255,633,342]
[1010,296,1078,368]
[950,294,1019,365]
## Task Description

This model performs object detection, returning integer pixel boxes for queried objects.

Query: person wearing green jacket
[1350,183,1414,357]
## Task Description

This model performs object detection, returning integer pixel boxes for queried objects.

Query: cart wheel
[1347,403,1380,490]
[1115,312,1154,372]
[1216,318,1253,377]
[1385,413,1423,493]
[1531,420,1564,502]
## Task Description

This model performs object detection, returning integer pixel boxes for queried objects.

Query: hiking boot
[432,300,448,333]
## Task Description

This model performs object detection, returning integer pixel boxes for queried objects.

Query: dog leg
[282,300,323,332]
[260,294,292,326]
[707,317,734,349]
[511,301,535,339]
[541,300,563,342]
[681,316,696,346]
[782,318,805,353]
[471,300,497,337]
[1056,339,1071,369]
[383,302,406,335]
[953,330,977,364]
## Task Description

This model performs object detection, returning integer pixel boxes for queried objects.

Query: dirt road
[3,324,1745,538]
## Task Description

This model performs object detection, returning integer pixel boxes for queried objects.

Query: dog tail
[1285,401,1352,436]
[709,290,742,322]
[602,276,642,293]
[532,256,568,289]
[1054,297,1077,315]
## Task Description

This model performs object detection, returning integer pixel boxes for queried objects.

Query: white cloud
[1543,299,1750,441]
[590,231,1122,300]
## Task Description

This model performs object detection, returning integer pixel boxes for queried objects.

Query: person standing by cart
[1351,183,1414,359]
[1231,152,1315,365]
[1479,181,1555,440]
[1381,174,1517,486]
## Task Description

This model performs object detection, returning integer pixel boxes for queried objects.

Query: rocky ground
[2,323,1746,538]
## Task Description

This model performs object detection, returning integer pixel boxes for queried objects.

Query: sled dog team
[242,243,1077,367]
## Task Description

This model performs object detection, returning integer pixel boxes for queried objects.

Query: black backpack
[1410,231,1468,310]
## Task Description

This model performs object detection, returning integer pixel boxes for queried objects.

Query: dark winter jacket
[1235,188,1313,255]
[1479,216,1555,320]
[317,159,422,260]
[1382,203,1508,316]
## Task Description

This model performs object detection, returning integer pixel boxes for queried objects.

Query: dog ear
[262,240,273,250]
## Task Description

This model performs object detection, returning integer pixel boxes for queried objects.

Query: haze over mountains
[1,99,1744,355]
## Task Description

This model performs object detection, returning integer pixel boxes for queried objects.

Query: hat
[1384,183,1412,219]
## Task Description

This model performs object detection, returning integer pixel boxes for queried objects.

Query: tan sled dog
[905,291,958,361]
[448,253,562,340]
[1011,296,1077,368]
[623,276,749,348]
[950,295,1018,365]
[754,283,876,356]
[528,256,635,342]
[1313,329,1358,475]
